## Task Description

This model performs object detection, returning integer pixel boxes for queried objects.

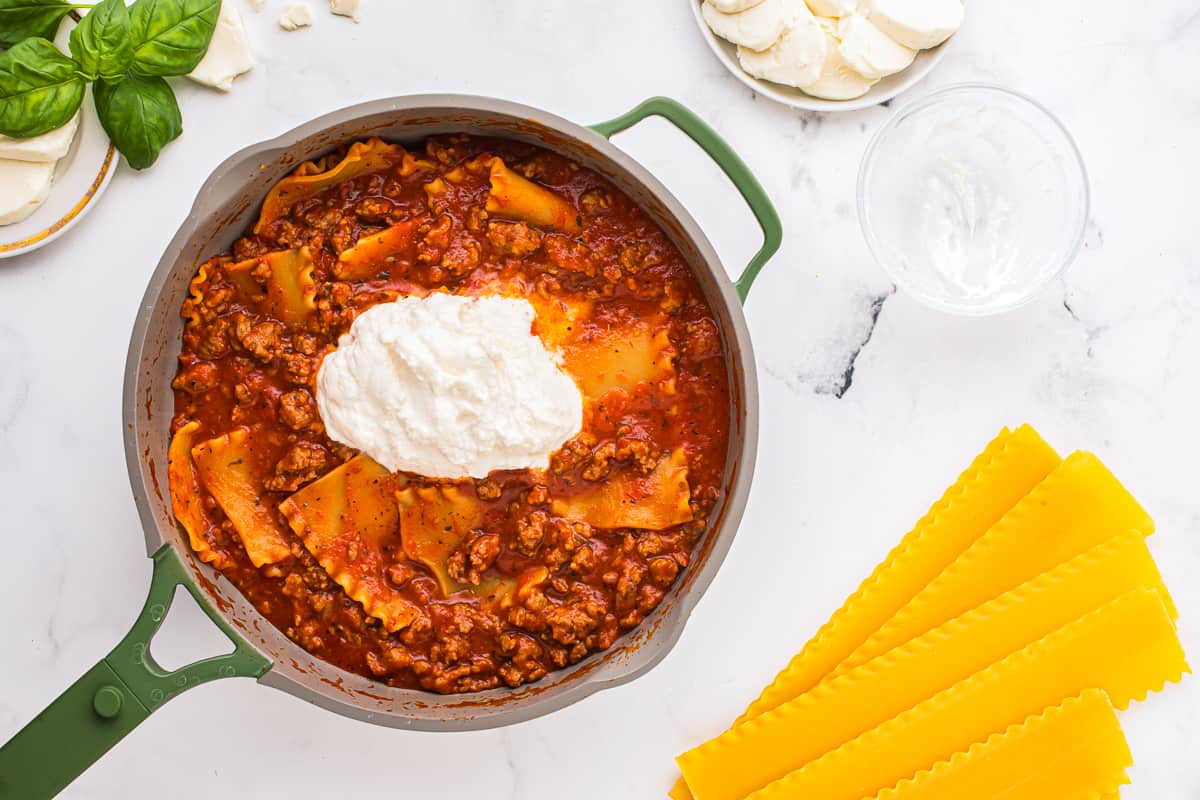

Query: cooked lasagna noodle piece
[167,134,731,693]
[190,429,294,567]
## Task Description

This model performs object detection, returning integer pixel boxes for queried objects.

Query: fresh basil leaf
[69,0,132,81]
[0,37,85,137]
[0,0,75,47]
[94,72,182,169]
[128,0,219,77]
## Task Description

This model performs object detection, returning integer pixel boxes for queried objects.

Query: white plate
[689,0,954,113]
[0,22,117,259]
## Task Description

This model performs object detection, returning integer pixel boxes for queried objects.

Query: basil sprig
[0,0,79,47]
[0,0,219,169]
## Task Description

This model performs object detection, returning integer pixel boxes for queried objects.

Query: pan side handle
[590,97,783,303]
[0,546,271,799]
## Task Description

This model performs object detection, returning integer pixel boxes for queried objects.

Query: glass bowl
[857,84,1090,315]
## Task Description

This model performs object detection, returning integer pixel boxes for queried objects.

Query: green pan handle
[590,97,783,303]
[0,546,270,799]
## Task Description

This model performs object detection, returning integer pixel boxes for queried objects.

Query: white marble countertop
[2,1,1198,797]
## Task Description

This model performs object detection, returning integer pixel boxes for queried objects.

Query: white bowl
[0,22,117,259]
[689,0,954,113]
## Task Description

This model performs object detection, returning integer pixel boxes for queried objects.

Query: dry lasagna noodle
[736,425,1059,723]
[190,428,293,568]
[675,541,1176,800]
[870,690,1131,800]
[671,427,1061,800]
[739,590,1183,800]
[834,450,1155,678]
[280,455,420,633]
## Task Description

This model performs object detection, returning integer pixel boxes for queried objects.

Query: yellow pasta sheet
[486,157,581,233]
[739,425,1059,721]
[834,450,1155,678]
[255,138,404,233]
[871,690,1131,800]
[740,590,1182,800]
[191,429,293,568]
[670,425,1060,800]
[552,449,692,531]
[280,455,420,633]
[396,483,486,598]
[563,316,677,401]
[335,218,422,281]
[675,545,1176,800]
[227,247,316,325]
[167,421,223,567]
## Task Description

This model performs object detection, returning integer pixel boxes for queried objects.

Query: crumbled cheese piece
[330,0,360,21]
[247,0,265,10]
[0,159,55,226]
[317,294,583,479]
[0,112,79,163]
[278,2,314,30]
[188,1,254,92]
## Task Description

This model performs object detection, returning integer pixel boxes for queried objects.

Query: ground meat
[544,235,595,276]
[281,353,316,386]
[441,235,480,276]
[278,389,316,430]
[232,236,270,261]
[446,532,501,585]
[615,561,645,614]
[355,197,397,225]
[172,361,218,394]
[233,314,285,363]
[264,443,330,492]
[486,220,543,256]
[514,510,548,556]
[193,316,232,360]
[330,216,359,254]
[475,478,502,500]
[682,318,722,360]
[648,556,679,586]
[550,433,595,474]
[580,188,612,214]
[417,215,453,263]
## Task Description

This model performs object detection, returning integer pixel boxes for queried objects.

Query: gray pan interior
[123,95,759,730]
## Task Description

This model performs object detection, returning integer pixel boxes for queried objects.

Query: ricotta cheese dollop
[316,294,583,479]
